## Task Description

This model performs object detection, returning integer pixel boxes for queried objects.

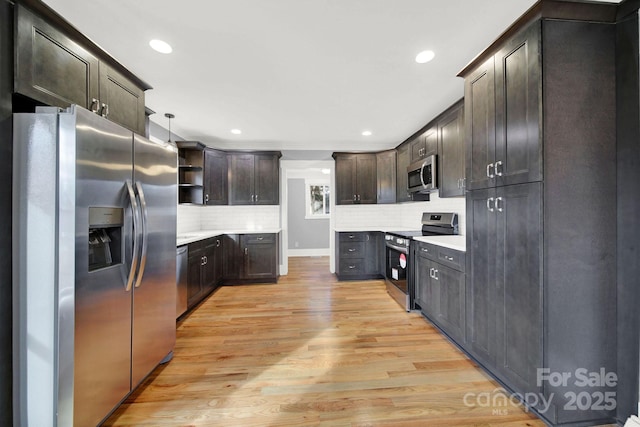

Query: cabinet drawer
[338,259,364,275]
[243,233,275,244]
[339,232,365,242]
[437,246,465,272]
[415,242,437,260]
[339,242,365,258]
[188,240,205,254]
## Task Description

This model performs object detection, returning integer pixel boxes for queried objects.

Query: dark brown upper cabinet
[464,23,541,191]
[409,125,437,164]
[177,142,228,205]
[437,100,465,197]
[228,152,280,205]
[333,153,377,205]
[14,2,150,135]
[376,150,396,204]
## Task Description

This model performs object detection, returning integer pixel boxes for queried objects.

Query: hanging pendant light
[165,113,175,143]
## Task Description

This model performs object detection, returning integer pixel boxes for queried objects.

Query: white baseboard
[288,248,330,257]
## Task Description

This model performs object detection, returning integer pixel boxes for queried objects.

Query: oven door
[385,242,411,311]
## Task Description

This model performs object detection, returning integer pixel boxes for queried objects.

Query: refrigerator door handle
[134,181,149,288]
[125,180,140,292]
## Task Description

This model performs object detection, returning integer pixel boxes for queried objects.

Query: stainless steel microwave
[407,155,437,193]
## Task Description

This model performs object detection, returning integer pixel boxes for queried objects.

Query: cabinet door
[436,264,465,343]
[438,105,465,198]
[465,57,496,191]
[396,143,411,202]
[335,154,357,204]
[223,234,241,280]
[495,182,542,394]
[363,233,379,274]
[98,63,145,135]
[409,135,425,163]
[204,149,228,205]
[229,154,255,205]
[355,154,377,204]
[416,256,438,319]
[243,241,277,279]
[213,237,223,284]
[254,154,279,205]
[424,126,438,158]
[202,241,217,293]
[494,23,542,187]
[376,150,396,204]
[466,188,497,366]
[187,253,203,306]
[15,4,99,110]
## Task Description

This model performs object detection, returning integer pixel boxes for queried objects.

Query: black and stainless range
[384,213,458,311]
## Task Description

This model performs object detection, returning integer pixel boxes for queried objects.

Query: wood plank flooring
[103,257,547,427]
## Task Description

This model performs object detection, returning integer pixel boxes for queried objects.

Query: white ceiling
[42,0,621,153]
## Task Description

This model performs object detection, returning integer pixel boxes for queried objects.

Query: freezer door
[73,107,135,427]
[131,134,177,387]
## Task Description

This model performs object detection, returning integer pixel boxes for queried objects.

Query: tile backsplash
[177,205,201,234]
[200,205,280,230]
[334,191,466,234]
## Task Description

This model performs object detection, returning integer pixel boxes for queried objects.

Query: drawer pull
[445,256,454,261]
[257,236,264,241]
[421,248,429,253]
[349,234,355,239]
[348,265,356,269]
[348,248,356,252]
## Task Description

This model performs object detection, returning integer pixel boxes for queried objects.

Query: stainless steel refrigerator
[13,105,177,426]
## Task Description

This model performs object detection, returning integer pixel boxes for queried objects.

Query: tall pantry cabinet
[460,2,617,425]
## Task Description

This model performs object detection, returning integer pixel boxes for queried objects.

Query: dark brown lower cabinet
[186,236,223,308]
[223,233,279,283]
[335,232,381,280]
[414,241,465,344]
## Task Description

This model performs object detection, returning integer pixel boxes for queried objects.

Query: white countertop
[177,229,281,246]
[413,235,466,252]
[334,228,466,252]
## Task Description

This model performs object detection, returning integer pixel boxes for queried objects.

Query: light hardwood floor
[103,257,547,426]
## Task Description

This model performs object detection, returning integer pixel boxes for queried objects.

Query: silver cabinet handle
[216,239,221,247]
[201,256,205,266]
[349,235,355,239]
[429,267,435,278]
[257,236,264,241]
[251,194,255,202]
[245,247,248,255]
[457,178,461,189]
[421,247,429,253]
[205,194,209,203]
[486,163,495,178]
[496,197,505,212]
[348,265,356,269]
[487,197,495,212]
[100,103,109,118]
[445,255,454,261]
[255,194,259,202]
[495,160,503,177]
[434,269,439,280]
[90,98,100,113]
[348,248,356,252]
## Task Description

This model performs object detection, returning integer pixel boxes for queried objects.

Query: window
[306,182,330,219]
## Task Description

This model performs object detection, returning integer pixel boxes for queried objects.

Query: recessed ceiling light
[362,130,372,136]
[415,50,435,64]
[149,39,172,54]
[231,129,242,135]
